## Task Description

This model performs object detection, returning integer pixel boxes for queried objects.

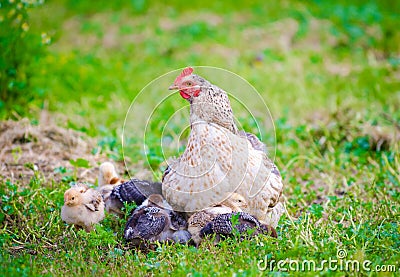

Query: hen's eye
[186,82,192,86]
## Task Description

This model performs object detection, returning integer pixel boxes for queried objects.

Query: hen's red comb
[174,67,193,84]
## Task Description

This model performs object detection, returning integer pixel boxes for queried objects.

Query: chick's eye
[71,197,75,200]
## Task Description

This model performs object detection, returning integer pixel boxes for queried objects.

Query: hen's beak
[168,84,179,90]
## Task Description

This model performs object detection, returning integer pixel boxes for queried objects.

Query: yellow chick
[188,192,248,246]
[97,162,124,211]
[204,192,248,215]
[61,185,105,232]
[98,162,123,187]
[74,182,90,193]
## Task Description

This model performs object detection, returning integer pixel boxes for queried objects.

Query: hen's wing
[239,131,268,153]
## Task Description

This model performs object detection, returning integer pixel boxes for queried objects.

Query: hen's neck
[189,87,239,134]
[189,92,208,126]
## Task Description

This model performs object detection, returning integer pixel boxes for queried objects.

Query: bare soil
[0,118,124,185]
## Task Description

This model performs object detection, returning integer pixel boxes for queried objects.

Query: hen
[163,67,284,228]
[61,183,105,232]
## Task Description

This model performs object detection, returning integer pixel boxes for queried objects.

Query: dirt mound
[0,119,123,185]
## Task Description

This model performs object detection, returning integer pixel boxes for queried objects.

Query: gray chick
[105,179,162,216]
[124,194,190,245]
[200,212,277,243]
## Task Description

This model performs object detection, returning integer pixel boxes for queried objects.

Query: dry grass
[0,118,126,185]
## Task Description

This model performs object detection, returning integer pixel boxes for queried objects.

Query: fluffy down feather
[188,192,247,246]
[239,131,268,153]
[61,184,105,232]
[97,162,124,212]
[200,212,277,242]
[124,194,189,245]
[105,178,162,215]
[98,162,122,187]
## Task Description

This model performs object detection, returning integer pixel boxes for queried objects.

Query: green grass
[1,0,400,276]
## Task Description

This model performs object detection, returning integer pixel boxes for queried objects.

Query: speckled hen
[163,67,284,228]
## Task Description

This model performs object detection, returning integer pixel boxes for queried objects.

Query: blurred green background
[2,0,399,170]
[2,0,399,123]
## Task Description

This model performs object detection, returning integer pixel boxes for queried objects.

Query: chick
[188,192,248,246]
[61,184,105,232]
[200,212,277,243]
[97,162,124,203]
[74,182,90,193]
[98,162,122,187]
[143,194,189,242]
[124,194,190,245]
[172,229,192,244]
[105,178,162,216]
[204,192,248,215]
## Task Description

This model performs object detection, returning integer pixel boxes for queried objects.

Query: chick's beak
[168,84,179,90]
